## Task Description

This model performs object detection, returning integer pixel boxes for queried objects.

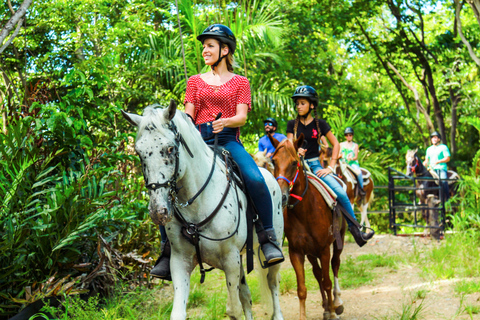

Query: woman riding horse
[286,85,374,246]
[151,24,284,280]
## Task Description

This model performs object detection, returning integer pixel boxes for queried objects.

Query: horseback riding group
[120,24,446,320]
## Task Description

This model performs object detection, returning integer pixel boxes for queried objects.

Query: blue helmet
[291,85,319,106]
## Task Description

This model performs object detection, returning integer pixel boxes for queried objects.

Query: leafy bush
[0,105,152,317]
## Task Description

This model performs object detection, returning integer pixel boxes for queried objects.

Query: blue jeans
[436,169,449,201]
[350,164,364,189]
[305,158,358,228]
[197,123,273,229]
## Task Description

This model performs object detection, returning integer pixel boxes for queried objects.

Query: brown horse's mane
[272,138,299,160]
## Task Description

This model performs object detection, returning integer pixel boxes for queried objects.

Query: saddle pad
[341,163,356,185]
[305,172,339,210]
[428,169,459,186]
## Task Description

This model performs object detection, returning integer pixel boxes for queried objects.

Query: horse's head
[405,148,419,176]
[122,100,187,225]
[252,149,274,174]
[271,134,304,207]
[319,144,333,169]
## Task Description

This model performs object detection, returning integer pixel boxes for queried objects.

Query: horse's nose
[149,207,171,225]
[281,194,288,206]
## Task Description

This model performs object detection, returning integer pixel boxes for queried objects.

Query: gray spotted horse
[122,100,284,320]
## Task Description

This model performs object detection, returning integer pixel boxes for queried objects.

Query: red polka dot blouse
[184,74,252,134]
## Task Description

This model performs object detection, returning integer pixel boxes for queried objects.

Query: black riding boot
[349,226,374,247]
[150,240,172,281]
[257,228,284,267]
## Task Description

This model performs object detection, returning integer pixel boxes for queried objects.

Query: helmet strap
[212,42,225,74]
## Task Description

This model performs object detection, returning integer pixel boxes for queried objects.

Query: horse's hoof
[335,305,344,315]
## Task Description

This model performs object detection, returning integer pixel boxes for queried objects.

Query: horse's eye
[167,146,174,153]
[292,160,298,167]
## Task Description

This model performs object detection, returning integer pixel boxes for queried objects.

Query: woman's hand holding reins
[316,167,333,178]
[212,113,225,133]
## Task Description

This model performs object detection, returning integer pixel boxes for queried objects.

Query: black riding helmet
[263,117,278,128]
[291,85,319,107]
[430,131,442,139]
[197,24,236,68]
[344,127,354,135]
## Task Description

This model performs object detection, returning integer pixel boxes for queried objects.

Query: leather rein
[145,118,241,283]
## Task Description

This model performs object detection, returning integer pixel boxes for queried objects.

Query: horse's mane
[273,139,299,160]
[137,104,212,158]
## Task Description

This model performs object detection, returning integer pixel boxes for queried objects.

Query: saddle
[340,163,371,186]
[428,169,459,186]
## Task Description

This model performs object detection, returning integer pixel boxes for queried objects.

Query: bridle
[145,120,193,194]
[143,116,241,283]
[274,146,309,209]
[407,156,421,176]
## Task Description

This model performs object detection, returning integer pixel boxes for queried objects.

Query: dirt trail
[261,234,479,320]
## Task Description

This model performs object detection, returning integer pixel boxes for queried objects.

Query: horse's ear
[121,110,142,127]
[262,149,267,156]
[165,99,177,121]
[268,133,280,148]
[294,133,305,151]
[414,148,418,154]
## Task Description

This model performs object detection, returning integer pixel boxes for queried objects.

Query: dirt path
[264,234,479,320]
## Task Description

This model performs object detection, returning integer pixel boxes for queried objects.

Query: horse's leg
[319,250,336,320]
[290,250,307,320]
[170,252,195,320]
[306,256,327,313]
[266,263,284,320]
[223,251,244,320]
[238,260,253,320]
[331,238,344,315]
[358,202,369,229]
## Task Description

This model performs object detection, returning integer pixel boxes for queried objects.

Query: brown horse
[320,146,374,228]
[271,135,345,320]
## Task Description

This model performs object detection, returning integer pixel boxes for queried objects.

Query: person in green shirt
[339,127,366,196]
[423,131,451,200]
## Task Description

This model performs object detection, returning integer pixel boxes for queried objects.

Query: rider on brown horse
[286,85,374,246]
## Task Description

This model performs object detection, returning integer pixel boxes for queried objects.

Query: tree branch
[0,18,23,54]
[0,0,33,53]
[466,0,480,28]
[456,0,480,66]
[387,61,435,132]
[356,17,428,145]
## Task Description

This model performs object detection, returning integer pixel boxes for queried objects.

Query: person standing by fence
[423,131,451,201]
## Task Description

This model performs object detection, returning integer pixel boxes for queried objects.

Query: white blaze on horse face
[135,123,178,225]
[406,150,416,176]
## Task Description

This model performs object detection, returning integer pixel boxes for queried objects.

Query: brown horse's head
[319,144,333,169]
[271,134,305,207]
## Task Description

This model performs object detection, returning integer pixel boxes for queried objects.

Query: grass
[30,231,480,319]
[375,291,427,320]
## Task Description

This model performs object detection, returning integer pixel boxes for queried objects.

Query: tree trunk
[449,87,461,156]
